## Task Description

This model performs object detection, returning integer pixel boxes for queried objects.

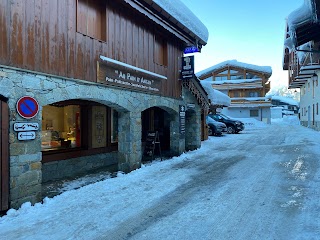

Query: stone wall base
[301,121,320,131]
[42,152,118,183]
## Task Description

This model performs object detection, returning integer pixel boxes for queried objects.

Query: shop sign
[16,96,39,119]
[98,62,162,94]
[184,46,199,54]
[187,103,195,109]
[14,122,39,132]
[181,56,194,80]
[17,131,36,141]
[179,105,186,137]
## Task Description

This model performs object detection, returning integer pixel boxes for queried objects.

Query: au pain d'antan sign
[97,61,162,94]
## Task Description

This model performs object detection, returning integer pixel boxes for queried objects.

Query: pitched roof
[196,60,272,79]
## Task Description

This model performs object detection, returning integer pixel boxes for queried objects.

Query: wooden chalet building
[197,60,272,123]
[283,0,320,129]
[0,0,210,211]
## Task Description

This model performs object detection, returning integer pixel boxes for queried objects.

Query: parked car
[208,113,244,134]
[206,116,227,136]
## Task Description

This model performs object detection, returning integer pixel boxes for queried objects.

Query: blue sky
[182,0,303,90]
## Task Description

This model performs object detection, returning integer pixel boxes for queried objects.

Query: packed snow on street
[1,116,319,240]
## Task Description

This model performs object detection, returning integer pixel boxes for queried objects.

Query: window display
[41,105,81,150]
[41,101,119,153]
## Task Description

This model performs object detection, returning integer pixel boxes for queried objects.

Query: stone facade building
[0,0,209,211]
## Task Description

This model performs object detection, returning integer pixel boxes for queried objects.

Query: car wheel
[208,128,213,136]
[227,125,236,134]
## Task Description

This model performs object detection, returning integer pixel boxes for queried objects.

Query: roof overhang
[285,0,320,49]
[127,0,208,48]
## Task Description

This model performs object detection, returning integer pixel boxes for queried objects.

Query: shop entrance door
[0,99,9,212]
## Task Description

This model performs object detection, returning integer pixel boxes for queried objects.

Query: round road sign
[16,96,39,119]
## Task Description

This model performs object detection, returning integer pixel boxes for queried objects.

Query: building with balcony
[197,60,272,123]
[283,0,320,129]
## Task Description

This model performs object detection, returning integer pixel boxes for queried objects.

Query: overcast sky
[182,0,303,90]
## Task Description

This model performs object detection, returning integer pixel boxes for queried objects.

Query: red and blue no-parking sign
[16,96,39,119]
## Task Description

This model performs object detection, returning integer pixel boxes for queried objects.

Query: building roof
[152,0,209,44]
[200,81,231,107]
[127,0,209,47]
[196,60,272,79]
[269,95,299,106]
[284,0,320,49]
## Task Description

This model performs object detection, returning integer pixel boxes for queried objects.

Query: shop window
[250,110,259,117]
[41,101,118,152]
[77,0,106,41]
[42,105,81,150]
[154,35,168,66]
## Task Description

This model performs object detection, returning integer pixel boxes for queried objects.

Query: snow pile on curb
[272,116,300,125]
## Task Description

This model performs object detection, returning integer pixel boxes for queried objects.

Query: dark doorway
[0,97,9,212]
[142,107,170,153]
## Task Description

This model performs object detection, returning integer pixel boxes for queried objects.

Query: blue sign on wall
[184,46,199,54]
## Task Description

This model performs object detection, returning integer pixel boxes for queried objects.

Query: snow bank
[271,115,300,125]
[233,117,269,130]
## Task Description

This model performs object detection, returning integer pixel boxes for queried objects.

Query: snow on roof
[210,78,262,84]
[200,81,231,106]
[285,0,317,49]
[196,60,272,79]
[153,0,209,44]
[100,55,167,80]
[270,95,299,106]
[287,0,315,30]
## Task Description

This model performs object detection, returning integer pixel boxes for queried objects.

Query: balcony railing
[288,50,320,88]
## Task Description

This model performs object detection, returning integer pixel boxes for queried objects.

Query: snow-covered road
[1,117,319,240]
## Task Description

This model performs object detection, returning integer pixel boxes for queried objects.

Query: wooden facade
[0,98,9,212]
[0,0,210,209]
[0,0,184,98]
[199,66,271,100]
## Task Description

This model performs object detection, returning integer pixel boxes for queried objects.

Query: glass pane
[246,73,259,79]
[215,76,228,81]
[42,105,81,151]
[92,106,107,148]
[111,109,118,143]
[230,75,243,80]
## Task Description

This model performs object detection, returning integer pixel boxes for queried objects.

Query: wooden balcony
[288,50,320,89]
